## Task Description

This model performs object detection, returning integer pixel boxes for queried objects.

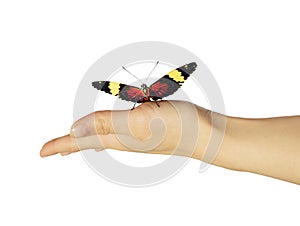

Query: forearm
[196,109,300,184]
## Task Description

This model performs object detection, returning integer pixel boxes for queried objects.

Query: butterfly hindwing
[92,81,145,103]
[118,85,146,102]
[149,62,197,98]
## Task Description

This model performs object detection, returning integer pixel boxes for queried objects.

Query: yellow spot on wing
[168,70,184,82]
[108,82,120,96]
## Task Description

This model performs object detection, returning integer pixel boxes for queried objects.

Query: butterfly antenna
[122,66,144,84]
[144,61,159,84]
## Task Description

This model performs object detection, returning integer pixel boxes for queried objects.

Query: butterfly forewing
[92,81,145,102]
[149,62,197,98]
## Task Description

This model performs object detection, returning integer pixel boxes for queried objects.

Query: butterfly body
[132,84,158,103]
[92,62,197,107]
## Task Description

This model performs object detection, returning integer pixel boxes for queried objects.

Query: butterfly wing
[149,62,197,98]
[92,81,145,103]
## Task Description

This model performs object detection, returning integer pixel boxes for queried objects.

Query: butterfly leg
[131,102,137,110]
[151,96,161,107]
[154,100,160,107]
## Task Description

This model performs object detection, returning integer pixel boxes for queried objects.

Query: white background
[1,0,300,225]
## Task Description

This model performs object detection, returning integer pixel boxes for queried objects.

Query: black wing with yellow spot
[92,81,145,103]
[149,62,197,98]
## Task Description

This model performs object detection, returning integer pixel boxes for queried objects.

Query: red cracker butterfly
[92,62,197,109]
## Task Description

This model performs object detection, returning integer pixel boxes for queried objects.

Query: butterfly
[92,62,197,109]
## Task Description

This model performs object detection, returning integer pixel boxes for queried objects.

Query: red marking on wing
[119,86,145,102]
[150,82,169,96]
[149,80,180,98]
[127,87,145,99]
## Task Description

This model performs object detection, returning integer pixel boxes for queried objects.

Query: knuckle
[96,111,111,135]
[70,139,79,151]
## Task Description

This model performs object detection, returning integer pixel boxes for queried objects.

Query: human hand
[40,100,212,159]
[40,99,300,185]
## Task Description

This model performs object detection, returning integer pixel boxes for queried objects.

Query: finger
[40,135,79,157]
[70,107,149,138]
[40,134,133,158]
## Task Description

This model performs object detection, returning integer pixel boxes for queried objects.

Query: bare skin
[40,100,300,185]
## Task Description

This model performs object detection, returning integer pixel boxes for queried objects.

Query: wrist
[192,106,215,160]
[193,108,245,171]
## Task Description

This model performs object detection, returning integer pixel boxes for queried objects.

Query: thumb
[70,110,128,138]
[70,108,151,139]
